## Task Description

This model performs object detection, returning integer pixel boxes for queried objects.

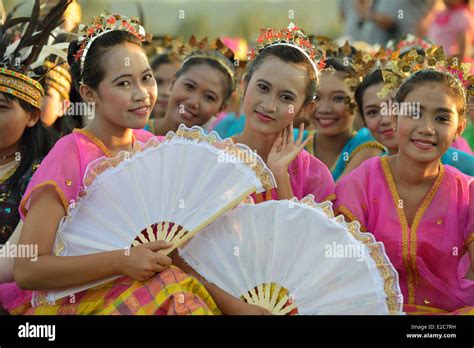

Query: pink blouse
[252,150,336,204]
[20,128,155,219]
[335,156,474,311]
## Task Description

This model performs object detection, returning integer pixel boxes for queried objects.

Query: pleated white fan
[37,125,276,305]
[179,196,404,315]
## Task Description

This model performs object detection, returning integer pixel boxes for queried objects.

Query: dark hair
[324,57,355,75]
[2,93,54,191]
[67,30,143,92]
[244,45,318,105]
[396,69,467,118]
[151,52,180,72]
[175,50,236,103]
[354,69,383,123]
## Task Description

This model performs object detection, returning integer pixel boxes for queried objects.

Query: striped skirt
[5,266,220,315]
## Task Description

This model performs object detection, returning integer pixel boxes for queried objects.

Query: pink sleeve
[19,135,81,220]
[299,151,335,203]
[466,179,474,249]
[334,161,370,231]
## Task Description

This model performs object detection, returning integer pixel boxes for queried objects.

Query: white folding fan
[35,125,276,305]
[179,196,404,315]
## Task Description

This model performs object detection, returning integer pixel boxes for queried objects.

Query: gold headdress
[146,35,183,60]
[179,36,237,90]
[313,36,380,113]
[43,60,72,100]
[74,13,152,83]
[0,0,71,109]
[378,45,473,98]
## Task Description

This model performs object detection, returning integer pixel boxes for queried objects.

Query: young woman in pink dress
[335,69,474,314]
[2,14,219,316]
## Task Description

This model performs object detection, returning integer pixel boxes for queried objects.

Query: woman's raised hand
[267,122,313,175]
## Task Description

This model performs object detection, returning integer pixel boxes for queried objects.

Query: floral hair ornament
[179,35,238,90]
[0,0,71,110]
[75,13,152,83]
[378,45,473,99]
[248,23,326,80]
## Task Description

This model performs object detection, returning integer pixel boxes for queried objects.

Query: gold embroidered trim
[380,156,412,302]
[381,156,445,304]
[465,233,474,249]
[265,190,273,201]
[324,193,337,202]
[20,180,69,217]
[335,204,367,232]
[254,192,263,203]
[347,141,386,163]
[0,68,44,109]
[74,129,113,158]
[409,163,444,304]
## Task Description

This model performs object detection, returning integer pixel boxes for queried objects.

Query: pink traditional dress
[0,128,219,315]
[250,149,336,204]
[335,156,474,314]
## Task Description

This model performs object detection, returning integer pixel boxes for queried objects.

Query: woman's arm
[171,251,271,315]
[273,170,295,200]
[13,185,172,290]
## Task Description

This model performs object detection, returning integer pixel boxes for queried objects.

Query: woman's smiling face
[91,42,157,130]
[362,82,398,150]
[397,82,465,163]
[311,70,355,136]
[167,62,228,128]
[242,55,312,135]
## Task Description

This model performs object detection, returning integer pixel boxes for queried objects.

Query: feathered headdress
[0,0,71,109]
